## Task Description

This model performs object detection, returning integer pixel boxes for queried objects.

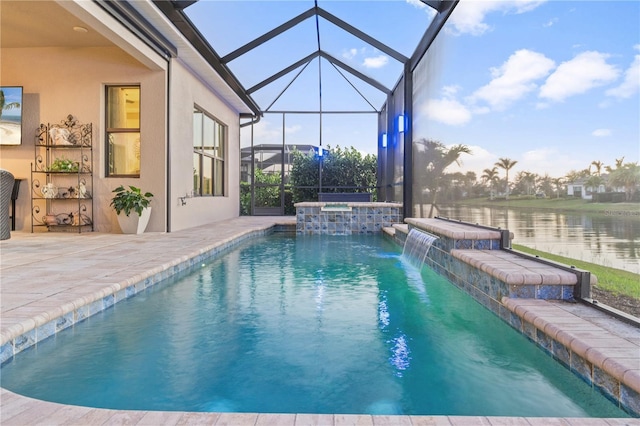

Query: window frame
[105,85,141,178]
[193,106,227,197]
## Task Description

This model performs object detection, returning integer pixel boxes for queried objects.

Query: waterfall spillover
[402,228,438,268]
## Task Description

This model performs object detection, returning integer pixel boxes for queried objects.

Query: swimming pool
[0,234,628,417]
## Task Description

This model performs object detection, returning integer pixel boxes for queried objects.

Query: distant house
[240,144,316,183]
[566,174,617,200]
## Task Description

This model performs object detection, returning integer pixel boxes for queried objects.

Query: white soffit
[56,0,167,71]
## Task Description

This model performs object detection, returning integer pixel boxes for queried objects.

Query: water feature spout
[402,228,439,268]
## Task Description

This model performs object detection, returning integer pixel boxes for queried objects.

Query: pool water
[0,235,628,417]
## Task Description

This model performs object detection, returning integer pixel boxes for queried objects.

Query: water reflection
[435,206,640,274]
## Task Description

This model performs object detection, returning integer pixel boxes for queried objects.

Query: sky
[186,0,640,179]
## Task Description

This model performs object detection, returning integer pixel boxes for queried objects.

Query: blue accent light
[398,115,405,133]
[318,146,323,157]
[382,133,387,148]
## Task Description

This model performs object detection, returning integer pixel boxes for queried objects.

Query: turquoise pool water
[0,235,628,417]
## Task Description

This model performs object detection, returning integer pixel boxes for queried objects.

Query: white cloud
[406,0,427,10]
[342,48,358,60]
[542,18,558,27]
[442,84,462,98]
[453,145,497,175]
[469,49,555,110]
[420,98,472,126]
[446,0,546,36]
[592,128,611,137]
[519,148,580,177]
[363,55,389,69]
[406,0,438,19]
[606,45,640,99]
[285,124,302,134]
[539,51,620,102]
[454,146,577,178]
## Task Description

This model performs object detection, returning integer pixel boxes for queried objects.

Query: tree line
[240,140,639,216]
[414,138,640,214]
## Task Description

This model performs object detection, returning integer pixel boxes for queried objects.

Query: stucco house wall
[167,60,241,232]
[0,46,167,232]
[1,0,251,234]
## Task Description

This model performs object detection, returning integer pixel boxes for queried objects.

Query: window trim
[193,106,227,197]
[105,85,141,178]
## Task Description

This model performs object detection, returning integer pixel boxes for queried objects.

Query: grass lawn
[512,244,640,299]
[454,196,640,216]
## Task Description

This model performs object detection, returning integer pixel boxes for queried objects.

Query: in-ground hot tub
[295,202,403,235]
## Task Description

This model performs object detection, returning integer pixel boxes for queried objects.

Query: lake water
[435,205,640,274]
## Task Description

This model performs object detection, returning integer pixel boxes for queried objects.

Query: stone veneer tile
[88,300,103,316]
[0,342,13,363]
[522,321,538,341]
[621,382,640,415]
[552,340,571,368]
[593,365,620,402]
[537,285,563,299]
[508,311,522,330]
[510,284,536,299]
[571,355,593,385]
[536,328,553,354]
[14,329,35,354]
[76,304,89,322]
[36,321,56,342]
[55,312,74,332]
[103,294,115,309]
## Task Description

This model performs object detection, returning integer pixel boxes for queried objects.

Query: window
[106,86,140,177]
[193,107,226,196]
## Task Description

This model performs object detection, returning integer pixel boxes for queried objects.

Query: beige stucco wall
[0,46,168,232]
[167,60,241,232]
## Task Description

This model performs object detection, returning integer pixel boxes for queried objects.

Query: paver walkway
[0,217,637,425]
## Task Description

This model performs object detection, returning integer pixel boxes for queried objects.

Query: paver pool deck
[0,216,638,425]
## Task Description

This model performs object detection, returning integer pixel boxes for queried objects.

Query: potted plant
[110,185,154,234]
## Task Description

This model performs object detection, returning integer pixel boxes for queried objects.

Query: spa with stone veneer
[295,202,403,235]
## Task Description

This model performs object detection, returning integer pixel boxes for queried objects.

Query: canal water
[434,205,640,274]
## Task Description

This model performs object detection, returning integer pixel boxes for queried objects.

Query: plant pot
[116,207,152,234]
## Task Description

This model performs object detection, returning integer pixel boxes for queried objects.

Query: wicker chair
[1,169,15,240]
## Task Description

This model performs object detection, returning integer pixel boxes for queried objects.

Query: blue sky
[187,0,639,179]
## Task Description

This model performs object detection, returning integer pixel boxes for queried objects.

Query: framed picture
[0,86,23,145]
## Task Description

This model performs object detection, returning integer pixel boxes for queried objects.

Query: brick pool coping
[1,216,637,424]
[452,249,578,286]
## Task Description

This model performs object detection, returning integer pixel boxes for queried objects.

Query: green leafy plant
[48,157,79,172]
[110,185,154,217]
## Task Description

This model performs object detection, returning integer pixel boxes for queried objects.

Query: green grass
[453,196,640,216]
[512,244,640,299]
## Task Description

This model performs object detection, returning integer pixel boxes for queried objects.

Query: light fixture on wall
[397,115,405,133]
[381,133,387,148]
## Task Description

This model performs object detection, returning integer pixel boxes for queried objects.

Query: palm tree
[414,139,471,218]
[495,157,518,199]
[591,160,604,176]
[481,167,499,199]
[516,171,536,196]
[608,162,640,201]
[552,177,564,198]
[605,157,626,174]
[0,89,21,120]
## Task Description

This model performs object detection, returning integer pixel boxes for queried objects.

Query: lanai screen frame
[155,0,460,218]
